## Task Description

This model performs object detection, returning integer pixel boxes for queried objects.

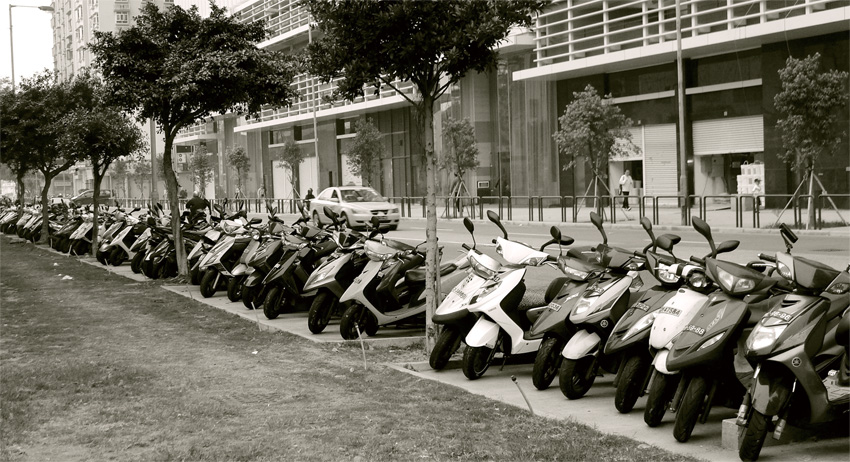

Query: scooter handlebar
[758,253,776,263]
[690,255,705,266]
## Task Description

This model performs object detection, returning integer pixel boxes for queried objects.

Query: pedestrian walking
[752,178,762,210]
[619,170,634,211]
[305,188,314,210]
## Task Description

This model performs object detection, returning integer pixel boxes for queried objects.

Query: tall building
[179,1,849,207]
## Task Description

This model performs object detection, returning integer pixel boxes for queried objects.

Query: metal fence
[116,193,849,230]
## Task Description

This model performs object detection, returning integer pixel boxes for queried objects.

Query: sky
[1,0,55,85]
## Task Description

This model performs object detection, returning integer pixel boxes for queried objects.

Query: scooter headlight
[624,260,644,271]
[251,231,260,240]
[776,261,792,280]
[657,267,679,284]
[687,271,710,289]
[560,260,590,280]
[522,255,547,266]
[365,247,395,262]
[747,323,788,352]
[825,282,850,295]
[697,332,726,351]
[573,298,593,315]
[624,312,656,340]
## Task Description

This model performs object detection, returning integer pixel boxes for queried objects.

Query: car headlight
[624,312,656,340]
[390,207,399,214]
[697,332,725,351]
[747,324,788,352]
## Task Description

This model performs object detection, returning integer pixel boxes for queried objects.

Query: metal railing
[113,193,849,230]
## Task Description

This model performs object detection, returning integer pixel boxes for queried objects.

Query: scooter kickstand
[499,355,509,372]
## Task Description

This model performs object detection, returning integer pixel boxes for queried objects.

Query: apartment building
[174,0,849,206]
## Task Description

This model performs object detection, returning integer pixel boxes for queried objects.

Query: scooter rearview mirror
[716,239,739,254]
[486,210,508,239]
[691,216,716,256]
[655,234,676,256]
[589,211,607,245]
[463,217,476,249]
[370,216,381,229]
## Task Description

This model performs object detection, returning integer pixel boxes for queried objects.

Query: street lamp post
[8,4,54,90]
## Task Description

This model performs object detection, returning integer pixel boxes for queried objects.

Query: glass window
[115,12,128,24]
[330,190,338,200]
[692,50,761,87]
[339,188,382,202]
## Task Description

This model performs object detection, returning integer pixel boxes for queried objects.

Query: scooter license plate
[451,286,466,298]
[547,301,562,312]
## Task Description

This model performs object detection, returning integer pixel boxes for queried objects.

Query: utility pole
[675,0,688,225]
[149,118,158,202]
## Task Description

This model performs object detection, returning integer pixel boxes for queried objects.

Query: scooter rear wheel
[532,337,565,390]
[429,326,463,371]
[559,356,597,399]
[673,375,708,442]
[462,345,496,380]
[738,409,769,461]
[308,291,337,334]
[200,269,218,298]
[615,354,650,413]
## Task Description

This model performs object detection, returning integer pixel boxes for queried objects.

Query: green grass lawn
[0,237,695,461]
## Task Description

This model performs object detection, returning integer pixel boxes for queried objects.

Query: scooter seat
[406,263,457,282]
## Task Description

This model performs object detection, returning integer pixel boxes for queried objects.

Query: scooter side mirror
[691,216,716,256]
[716,239,739,255]
[550,225,562,241]
[589,211,607,245]
[486,210,508,239]
[248,218,262,225]
[463,217,476,249]
[779,223,797,252]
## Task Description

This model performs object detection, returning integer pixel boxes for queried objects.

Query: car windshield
[339,188,383,203]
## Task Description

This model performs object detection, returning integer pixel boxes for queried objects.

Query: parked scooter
[240,210,291,310]
[302,207,370,334]
[664,218,790,443]
[340,216,469,340]
[557,212,648,399]
[736,225,850,461]
[460,211,563,380]
[198,215,262,297]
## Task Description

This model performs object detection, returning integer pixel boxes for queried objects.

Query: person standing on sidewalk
[752,178,762,211]
[619,170,634,211]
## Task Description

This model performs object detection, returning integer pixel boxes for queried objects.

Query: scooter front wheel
[339,304,377,340]
[738,409,769,461]
[673,375,708,442]
[189,263,201,285]
[308,291,337,334]
[644,370,678,427]
[532,337,564,390]
[96,249,108,265]
[200,269,218,298]
[108,247,126,266]
[429,326,463,371]
[264,287,282,319]
[462,345,496,380]
[559,356,597,399]
[130,250,146,274]
[614,354,651,414]
[226,276,244,302]
[242,284,256,310]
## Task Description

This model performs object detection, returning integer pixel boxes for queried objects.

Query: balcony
[236,0,310,40]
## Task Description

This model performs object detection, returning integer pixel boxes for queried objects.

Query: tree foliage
[57,73,147,253]
[110,159,131,197]
[305,0,547,349]
[553,85,636,186]
[0,81,34,203]
[440,116,479,181]
[274,140,305,197]
[345,118,384,187]
[90,2,300,275]
[774,53,849,173]
[130,159,152,198]
[190,145,214,196]
[226,146,250,191]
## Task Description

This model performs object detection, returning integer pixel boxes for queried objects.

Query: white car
[310,186,400,230]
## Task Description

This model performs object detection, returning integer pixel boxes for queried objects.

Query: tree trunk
[422,95,439,352]
[91,172,104,256]
[38,172,55,245]
[16,172,25,207]
[163,132,188,276]
[806,168,815,230]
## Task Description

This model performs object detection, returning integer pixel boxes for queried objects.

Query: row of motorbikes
[430,210,849,461]
[2,200,847,461]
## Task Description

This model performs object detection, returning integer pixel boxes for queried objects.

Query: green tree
[345,118,384,188]
[226,146,250,193]
[440,116,479,207]
[57,74,147,254]
[774,53,849,228]
[306,0,546,348]
[131,160,152,199]
[11,70,93,243]
[274,140,305,198]
[90,3,300,275]
[0,80,35,204]
[190,145,214,197]
[109,159,131,198]
[553,84,636,214]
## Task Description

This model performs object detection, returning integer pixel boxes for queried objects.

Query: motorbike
[339,216,468,340]
[198,215,262,297]
[302,207,370,334]
[663,217,791,443]
[240,211,291,310]
[460,211,563,380]
[736,225,850,461]
[557,212,648,399]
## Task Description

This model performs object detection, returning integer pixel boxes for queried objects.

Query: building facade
[174,0,849,208]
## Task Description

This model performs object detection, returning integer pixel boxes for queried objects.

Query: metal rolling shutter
[693,116,764,155]
[643,124,679,198]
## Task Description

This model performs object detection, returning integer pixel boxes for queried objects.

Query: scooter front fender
[465,317,500,349]
[652,348,678,375]
[562,329,601,360]
[750,363,793,417]
[230,263,252,277]
[244,272,264,288]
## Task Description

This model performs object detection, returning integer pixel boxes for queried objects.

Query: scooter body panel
[648,288,708,349]
[666,292,748,371]
[303,252,353,296]
[568,273,634,326]
[605,285,677,355]
[529,277,591,338]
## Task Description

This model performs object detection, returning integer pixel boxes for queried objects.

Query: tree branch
[377,76,417,106]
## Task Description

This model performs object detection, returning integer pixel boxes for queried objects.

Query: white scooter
[338,216,469,340]
[461,211,564,380]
